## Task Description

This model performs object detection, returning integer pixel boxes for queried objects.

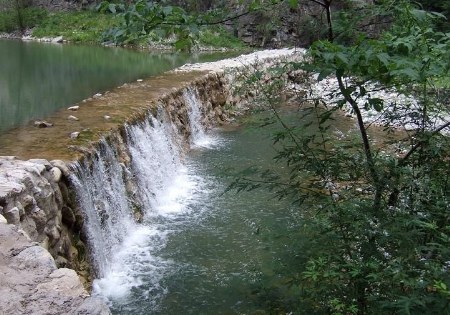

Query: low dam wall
[0,49,297,314]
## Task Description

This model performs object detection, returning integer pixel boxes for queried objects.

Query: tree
[229,1,450,313]
[98,0,450,313]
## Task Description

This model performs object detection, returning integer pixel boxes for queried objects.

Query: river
[89,107,307,314]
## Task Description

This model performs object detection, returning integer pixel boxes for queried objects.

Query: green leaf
[368,98,384,112]
[377,53,390,66]
[162,6,173,16]
[317,70,332,81]
[288,0,298,8]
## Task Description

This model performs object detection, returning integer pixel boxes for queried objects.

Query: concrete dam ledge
[0,48,299,315]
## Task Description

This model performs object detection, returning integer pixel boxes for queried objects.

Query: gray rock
[28,159,52,170]
[4,207,20,225]
[0,222,111,315]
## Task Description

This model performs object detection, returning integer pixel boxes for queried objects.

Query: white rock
[68,115,79,121]
[0,214,7,224]
[50,160,71,177]
[49,167,62,182]
[28,159,51,170]
[70,132,80,139]
[94,93,102,98]
[34,120,53,128]
[67,106,79,111]
[104,115,111,120]
[137,79,143,82]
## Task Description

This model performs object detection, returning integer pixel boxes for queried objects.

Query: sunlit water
[90,111,307,314]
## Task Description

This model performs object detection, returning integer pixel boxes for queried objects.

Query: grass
[0,7,47,33]
[0,6,246,49]
[32,10,119,43]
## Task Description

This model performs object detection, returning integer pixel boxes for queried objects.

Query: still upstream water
[0,39,234,132]
[93,113,307,314]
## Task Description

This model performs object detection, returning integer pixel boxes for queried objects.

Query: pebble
[34,120,53,128]
[68,115,79,121]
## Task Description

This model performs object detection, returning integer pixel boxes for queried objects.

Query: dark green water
[0,39,234,132]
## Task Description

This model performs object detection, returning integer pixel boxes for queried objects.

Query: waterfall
[126,112,190,216]
[70,86,218,305]
[70,140,135,277]
[183,87,217,148]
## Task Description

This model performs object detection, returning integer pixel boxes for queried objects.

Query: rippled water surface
[94,111,308,314]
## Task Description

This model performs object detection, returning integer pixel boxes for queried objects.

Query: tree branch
[399,120,450,166]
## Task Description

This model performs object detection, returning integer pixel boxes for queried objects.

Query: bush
[198,26,245,49]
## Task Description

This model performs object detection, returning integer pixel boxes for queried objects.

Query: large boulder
[0,222,110,315]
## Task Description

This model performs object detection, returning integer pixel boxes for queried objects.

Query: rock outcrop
[0,220,109,315]
[0,157,100,313]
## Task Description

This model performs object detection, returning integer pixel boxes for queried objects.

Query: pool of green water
[0,39,236,132]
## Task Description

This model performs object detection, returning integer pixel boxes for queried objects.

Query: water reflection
[0,39,234,132]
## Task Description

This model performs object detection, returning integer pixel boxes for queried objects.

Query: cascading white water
[70,87,219,307]
[183,87,218,148]
[70,140,135,277]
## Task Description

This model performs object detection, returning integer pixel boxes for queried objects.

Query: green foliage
[32,10,119,43]
[0,7,47,33]
[198,26,245,49]
[100,0,201,50]
[228,1,450,314]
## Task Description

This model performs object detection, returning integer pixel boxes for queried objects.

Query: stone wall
[0,157,109,315]
[0,157,88,274]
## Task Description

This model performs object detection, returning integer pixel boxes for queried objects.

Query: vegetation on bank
[226,1,450,314]
[0,1,246,49]
[31,10,119,43]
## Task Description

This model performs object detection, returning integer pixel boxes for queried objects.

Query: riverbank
[0,7,246,51]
